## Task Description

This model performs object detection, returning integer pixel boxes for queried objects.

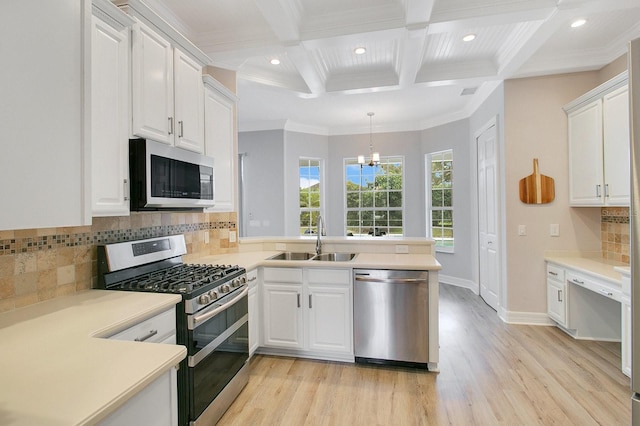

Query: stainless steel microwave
[129,139,215,210]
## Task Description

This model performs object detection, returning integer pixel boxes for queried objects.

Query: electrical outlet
[204,232,209,244]
[550,224,560,237]
[275,243,287,251]
[518,225,526,236]
[229,231,236,243]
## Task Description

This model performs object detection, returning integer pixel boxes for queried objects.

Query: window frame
[343,156,405,237]
[426,149,454,253]
[298,157,323,236]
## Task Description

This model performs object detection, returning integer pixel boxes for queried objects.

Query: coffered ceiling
[147,0,640,134]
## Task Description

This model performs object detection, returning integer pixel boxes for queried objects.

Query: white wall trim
[501,310,555,326]
[438,274,478,294]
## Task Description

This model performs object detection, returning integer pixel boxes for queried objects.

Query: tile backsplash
[601,207,630,264]
[0,212,238,313]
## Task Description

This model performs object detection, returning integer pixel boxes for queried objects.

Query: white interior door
[477,123,499,311]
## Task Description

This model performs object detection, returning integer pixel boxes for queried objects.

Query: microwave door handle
[189,286,248,329]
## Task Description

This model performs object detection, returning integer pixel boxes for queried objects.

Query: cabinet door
[173,49,204,153]
[622,299,632,378]
[131,20,174,144]
[262,283,303,349]
[568,99,604,206]
[307,285,352,354]
[91,16,130,216]
[603,85,630,205]
[547,279,567,326]
[204,84,235,211]
[248,286,259,356]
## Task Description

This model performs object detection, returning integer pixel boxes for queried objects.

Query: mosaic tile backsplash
[0,212,238,312]
[601,207,630,264]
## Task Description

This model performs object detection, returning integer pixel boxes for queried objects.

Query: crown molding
[92,0,134,30]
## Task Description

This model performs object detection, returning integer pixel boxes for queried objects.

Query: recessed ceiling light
[354,47,366,55]
[571,19,587,28]
[462,34,476,42]
[270,58,280,65]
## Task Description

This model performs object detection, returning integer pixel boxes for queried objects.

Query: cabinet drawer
[307,268,350,285]
[566,272,621,302]
[110,308,176,343]
[546,264,564,282]
[247,268,259,288]
[263,267,303,283]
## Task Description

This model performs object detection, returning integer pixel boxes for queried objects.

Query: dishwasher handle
[354,275,427,284]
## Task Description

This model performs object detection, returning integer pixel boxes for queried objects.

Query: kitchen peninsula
[191,236,442,370]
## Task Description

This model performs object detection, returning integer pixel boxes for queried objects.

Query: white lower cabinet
[247,268,260,356]
[104,306,179,426]
[99,366,178,426]
[261,267,353,360]
[621,272,631,378]
[546,264,567,327]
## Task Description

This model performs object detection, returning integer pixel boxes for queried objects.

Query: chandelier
[358,112,380,167]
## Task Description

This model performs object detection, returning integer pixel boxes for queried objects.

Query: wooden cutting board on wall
[519,159,555,204]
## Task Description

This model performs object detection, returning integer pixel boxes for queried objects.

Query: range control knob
[208,290,218,300]
[198,294,211,305]
[221,284,231,293]
[231,278,240,288]
[240,276,247,284]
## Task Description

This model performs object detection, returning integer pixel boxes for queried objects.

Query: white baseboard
[502,310,555,325]
[438,274,478,294]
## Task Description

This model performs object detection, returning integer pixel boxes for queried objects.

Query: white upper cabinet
[0,0,91,231]
[131,19,174,144]
[565,73,630,207]
[602,85,630,205]
[203,76,238,212]
[91,1,133,217]
[173,49,205,152]
[129,15,205,153]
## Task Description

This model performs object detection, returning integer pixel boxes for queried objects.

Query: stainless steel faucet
[315,215,325,255]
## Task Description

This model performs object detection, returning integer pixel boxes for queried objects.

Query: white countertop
[544,256,626,284]
[192,251,442,271]
[0,290,186,426]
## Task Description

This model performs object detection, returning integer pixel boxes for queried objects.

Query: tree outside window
[299,159,321,235]
[345,156,403,237]
[428,150,453,251]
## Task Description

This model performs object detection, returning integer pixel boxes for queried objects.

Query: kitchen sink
[311,252,357,262]
[268,252,316,261]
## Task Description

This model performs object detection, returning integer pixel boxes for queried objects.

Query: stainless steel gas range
[97,235,249,426]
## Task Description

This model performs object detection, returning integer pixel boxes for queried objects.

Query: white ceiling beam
[405,0,435,26]
[283,44,326,95]
[253,0,301,42]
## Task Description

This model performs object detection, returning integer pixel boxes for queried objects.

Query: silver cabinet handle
[168,117,174,135]
[309,294,313,309]
[179,120,184,138]
[297,293,301,308]
[247,276,257,282]
[604,183,609,198]
[596,184,601,197]
[549,271,558,276]
[598,289,613,297]
[572,278,584,285]
[134,329,158,342]
[123,178,129,201]
[557,290,563,302]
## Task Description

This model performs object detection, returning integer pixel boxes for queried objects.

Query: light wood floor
[219,284,632,425]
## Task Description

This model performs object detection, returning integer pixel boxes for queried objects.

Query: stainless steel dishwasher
[353,269,429,369]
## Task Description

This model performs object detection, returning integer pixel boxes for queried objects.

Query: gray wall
[327,131,424,237]
[238,130,285,236]
[238,117,486,284]
[283,131,330,236]
[420,119,472,282]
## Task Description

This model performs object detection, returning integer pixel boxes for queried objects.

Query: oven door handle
[190,286,248,329]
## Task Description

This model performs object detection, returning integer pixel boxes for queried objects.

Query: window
[427,150,454,251]
[345,157,403,237]
[299,159,321,235]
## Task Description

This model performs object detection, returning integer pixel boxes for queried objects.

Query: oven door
[186,287,249,423]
